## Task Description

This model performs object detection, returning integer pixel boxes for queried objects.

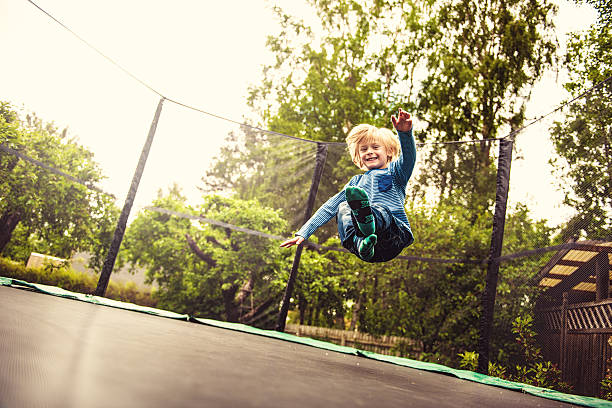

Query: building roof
[535,240,611,299]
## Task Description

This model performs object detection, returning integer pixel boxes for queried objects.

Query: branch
[185,234,216,267]
[235,276,254,305]
[241,296,277,324]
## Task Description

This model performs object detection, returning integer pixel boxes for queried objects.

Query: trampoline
[1,283,604,408]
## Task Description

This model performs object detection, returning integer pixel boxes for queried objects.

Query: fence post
[560,292,568,379]
[595,252,609,302]
[275,142,328,332]
[477,136,514,374]
[95,97,165,296]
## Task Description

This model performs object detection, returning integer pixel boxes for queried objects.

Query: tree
[417,0,557,209]
[549,0,611,240]
[201,0,562,369]
[121,186,290,326]
[206,0,431,238]
[0,102,118,268]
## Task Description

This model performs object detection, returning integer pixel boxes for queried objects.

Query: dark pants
[336,201,414,263]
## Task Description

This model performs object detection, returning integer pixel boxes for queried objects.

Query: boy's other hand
[391,108,413,132]
[280,236,305,248]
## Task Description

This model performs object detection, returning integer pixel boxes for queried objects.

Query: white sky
[0,0,598,226]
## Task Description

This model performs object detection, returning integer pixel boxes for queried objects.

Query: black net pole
[276,142,328,332]
[477,136,514,374]
[95,97,165,296]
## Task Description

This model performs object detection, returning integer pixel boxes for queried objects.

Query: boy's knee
[337,202,352,224]
[370,204,393,231]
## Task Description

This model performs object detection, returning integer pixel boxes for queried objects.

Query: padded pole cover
[477,137,514,374]
[276,143,328,331]
[95,97,165,296]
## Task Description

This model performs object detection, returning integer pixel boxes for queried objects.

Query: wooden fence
[285,324,422,358]
[537,297,612,397]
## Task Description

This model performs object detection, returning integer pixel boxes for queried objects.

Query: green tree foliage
[417,0,557,208]
[121,186,290,326]
[206,0,431,236]
[199,0,562,366]
[0,102,118,268]
[549,1,611,240]
[249,0,427,140]
[207,0,559,234]
[285,199,554,367]
[202,126,323,235]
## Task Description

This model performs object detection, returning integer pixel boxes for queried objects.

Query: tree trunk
[298,296,307,325]
[349,300,360,331]
[222,284,239,322]
[336,311,345,330]
[235,276,254,305]
[235,276,254,320]
[349,272,367,331]
[0,211,21,253]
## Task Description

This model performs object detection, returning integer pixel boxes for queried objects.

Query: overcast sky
[0,0,598,226]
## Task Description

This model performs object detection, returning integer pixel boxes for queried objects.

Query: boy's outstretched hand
[391,108,413,132]
[280,236,305,248]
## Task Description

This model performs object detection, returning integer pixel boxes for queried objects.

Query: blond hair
[346,124,400,170]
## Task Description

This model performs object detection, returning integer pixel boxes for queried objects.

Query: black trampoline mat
[0,286,580,408]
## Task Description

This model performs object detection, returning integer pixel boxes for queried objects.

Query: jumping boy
[280,108,416,262]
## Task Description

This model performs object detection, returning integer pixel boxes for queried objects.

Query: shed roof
[535,240,611,299]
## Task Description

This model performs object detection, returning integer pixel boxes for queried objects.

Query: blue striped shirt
[297,129,416,240]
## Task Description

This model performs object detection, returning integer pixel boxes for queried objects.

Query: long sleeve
[390,129,416,187]
[295,189,345,240]
[295,177,359,240]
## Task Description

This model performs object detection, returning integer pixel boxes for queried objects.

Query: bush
[601,375,612,401]
[0,256,157,308]
[458,314,572,394]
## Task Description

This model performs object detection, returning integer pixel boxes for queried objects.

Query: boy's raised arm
[391,108,413,132]
[391,108,417,183]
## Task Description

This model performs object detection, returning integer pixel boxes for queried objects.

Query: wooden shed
[534,240,611,397]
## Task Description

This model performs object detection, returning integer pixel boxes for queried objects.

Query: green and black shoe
[345,186,375,236]
[358,234,377,261]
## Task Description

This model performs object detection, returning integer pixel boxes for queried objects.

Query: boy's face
[358,141,389,170]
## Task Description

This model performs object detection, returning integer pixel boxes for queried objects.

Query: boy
[280,108,416,262]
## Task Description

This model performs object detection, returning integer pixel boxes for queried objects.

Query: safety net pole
[276,142,329,332]
[477,136,514,374]
[95,97,165,296]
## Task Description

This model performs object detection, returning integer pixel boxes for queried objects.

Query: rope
[145,206,484,265]
[144,208,612,266]
[145,206,286,241]
[164,98,346,146]
[502,75,612,142]
[497,240,612,263]
[27,0,609,149]
[0,143,114,197]
[25,0,337,147]
[25,0,162,98]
